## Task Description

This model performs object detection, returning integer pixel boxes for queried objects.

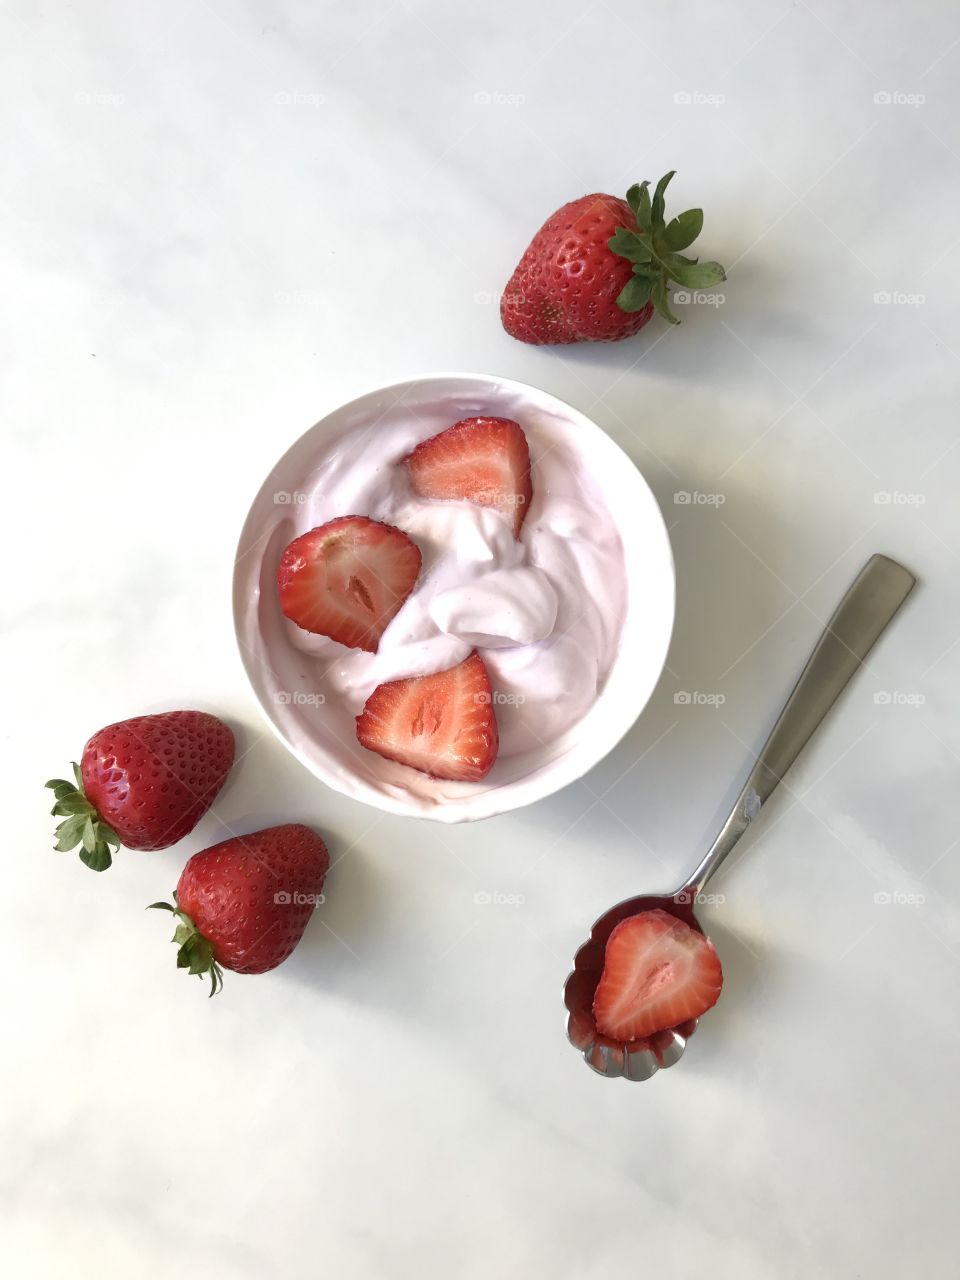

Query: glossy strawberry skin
[81,711,235,851]
[176,824,329,975]
[501,194,654,345]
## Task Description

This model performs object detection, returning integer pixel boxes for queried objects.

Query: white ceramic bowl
[233,373,675,821]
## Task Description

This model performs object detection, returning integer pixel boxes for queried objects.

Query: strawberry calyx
[148,892,224,997]
[45,764,120,872]
[609,171,726,325]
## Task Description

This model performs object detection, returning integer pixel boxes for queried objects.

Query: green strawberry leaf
[72,762,83,789]
[613,173,726,327]
[616,275,654,312]
[651,171,676,226]
[651,277,679,325]
[663,208,703,251]
[46,771,120,870]
[54,793,93,817]
[79,842,113,872]
[626,181,652,231]
[667,260,726,289]
[54,815,86,851]
[152,897,225,997]
[608,227,652,263]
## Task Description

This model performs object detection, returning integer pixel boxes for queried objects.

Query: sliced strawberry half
[404,416,533,537]
[277,516,421,652]
[356,651,499,781]
[592,909,723,1042]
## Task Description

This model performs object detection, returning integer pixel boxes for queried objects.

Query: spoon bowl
[564,888,704,1080]
[565,554,916,1081]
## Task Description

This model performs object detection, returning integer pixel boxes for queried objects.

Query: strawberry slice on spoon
[277,515,421,652]
[356,650,498,781]
[404,416,533,537]
[592,909,722,1042]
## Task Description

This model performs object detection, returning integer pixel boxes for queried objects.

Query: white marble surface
[3,2,960,1276]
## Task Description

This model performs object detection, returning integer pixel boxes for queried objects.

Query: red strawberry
[46,711,235,871]
[501,171,726,344]
[150,824,329,994]
[277,516,421,652]
[405,417,532,537]
[592,908,723,1041]
[356,650,498,781]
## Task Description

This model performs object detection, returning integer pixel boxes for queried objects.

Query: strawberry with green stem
[500,170,726,344]
[46,710,235,871]
[149,824,330,996]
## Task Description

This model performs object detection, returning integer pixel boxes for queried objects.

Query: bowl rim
[233,371,676,822]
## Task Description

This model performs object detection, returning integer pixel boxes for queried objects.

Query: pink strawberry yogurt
[234,375,672,819]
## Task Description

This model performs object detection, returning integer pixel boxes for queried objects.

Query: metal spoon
[564,553,916,1081]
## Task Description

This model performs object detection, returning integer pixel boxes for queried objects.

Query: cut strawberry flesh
[355,651,498,781]
[592,908,723,1042]
[277,516,421,652]
[404,417,533,537]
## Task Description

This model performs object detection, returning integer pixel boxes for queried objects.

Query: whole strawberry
[501,171,726,344]
[46,711,235,871]
[149,824,330,995]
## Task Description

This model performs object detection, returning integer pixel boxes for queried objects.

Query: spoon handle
[686,553,916,895]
